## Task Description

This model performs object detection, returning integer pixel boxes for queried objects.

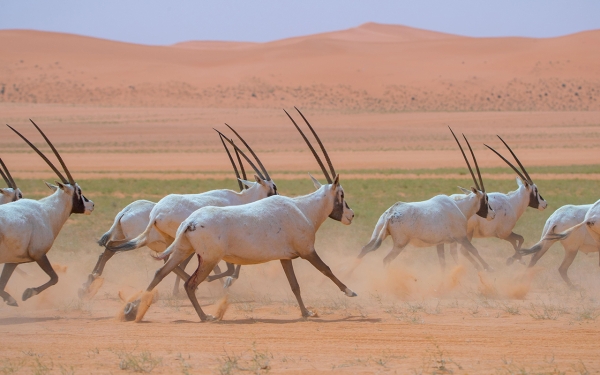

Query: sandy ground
[1,247,599,374]
[0,105,599,180]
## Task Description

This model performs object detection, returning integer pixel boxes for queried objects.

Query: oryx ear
[0,188,11,196]
[470,186,479,195]
[55,180,68,191]
[332,174,340,188]
[458,186,471,194]
[238,178,256,188]
[516,176,528,188]
[308,173,322,189]
[254,175,266,185]
[45,181,58,191]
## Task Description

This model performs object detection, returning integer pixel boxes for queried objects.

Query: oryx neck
[453,192,480,219]
[293,185,332,231]
[38,188,73,237]
[236,185,265,204]
[507,183,530,219]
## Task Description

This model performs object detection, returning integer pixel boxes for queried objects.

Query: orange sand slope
[1,23,599,110]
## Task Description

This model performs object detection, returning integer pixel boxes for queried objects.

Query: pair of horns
[284,107,336,184]
[218,134,248,191]
[7,119,75,186]
[214,125,270,182]
[484,136,532,184]
[449,127,485,192]
[0,159,17,190]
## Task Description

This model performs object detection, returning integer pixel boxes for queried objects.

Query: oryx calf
[358,129,495,271]
[0,120,94,306]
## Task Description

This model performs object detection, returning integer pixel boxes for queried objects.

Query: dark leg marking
[0,263,18,306]
[558,250,578,288]
[505,232,525,265]
[281,259,313,317]
[437,244,446,271]
[457,238,492,271]
[304,251,356,297]
[79,250,116,297]
[22,255,58,301]
[172,254,194,295]
[184,255,217,321]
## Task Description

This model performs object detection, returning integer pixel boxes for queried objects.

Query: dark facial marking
[329,190,346,221]
[528,187,541,209]
[268,183,278,197]
[475,194,489,218]
[71,186,87,214]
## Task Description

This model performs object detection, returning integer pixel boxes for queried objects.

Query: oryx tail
[359,210,390,257]
[518,222,585,255]
[98,204,136,247]
[107,221,153,252]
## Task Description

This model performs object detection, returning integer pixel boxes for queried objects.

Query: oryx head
[215,126,278,198]
[450,127,495,221]
[485,136,547,211]
[7,120,95,215]
[0,158,22,203]
[286,107,354,225]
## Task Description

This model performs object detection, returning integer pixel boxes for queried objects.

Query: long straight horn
[224,124,270,181]
[0,160,12,188]
[7,124,68,184]
[294,107,336,178]
[462,134,485,192]
[484,144,528,182]
[214,129,265,180]
[283,109,332,184]
[0,159,17,190]
[29,119,75,185]
[234,141,248,182]
[219,134,244,191]
[497,135,532,183]
[449,127,480,191]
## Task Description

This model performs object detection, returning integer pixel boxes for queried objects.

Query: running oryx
[0,158,22,204]
[448,136,547,265]
[519,200,600,288]
[123,107,356,322]
[79,134,248,298]
[104,125,276,290]
[358,128,495,271]
[0,120,94,306]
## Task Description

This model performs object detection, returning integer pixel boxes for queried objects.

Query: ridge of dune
[0,24,599,110]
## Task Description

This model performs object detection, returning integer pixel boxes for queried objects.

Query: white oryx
[123,107,356,322]
[79,134,248,298]
[519,200,600,287]
[448,136,548,265]
[358,128,495,271]
[0,120,94,306]
[105,125,276,289]
[0,158,22,204]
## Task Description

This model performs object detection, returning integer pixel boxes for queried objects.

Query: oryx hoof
[22,288,37,301]
[344,288,357,297]
[123,300,140,321]
[4,296,18,307]
[202,314,217,322]
[302,310,318,318]
[223,277,235,289]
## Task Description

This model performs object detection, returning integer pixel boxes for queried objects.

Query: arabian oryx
[0,158,23,204]
[518,200,600,288]
[123,107,356,322]
[358,128,495,271]
[448,136,547,265]
[79,134,248,298]
[104,125,276,289]
[0,120,94,306]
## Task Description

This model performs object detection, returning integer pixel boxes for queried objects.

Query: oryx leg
[449,242,459,263]
[382,241,408,266]
[207,262,235,282]
[437,244,446,270]
[225,264,242,288]
[527,240,555,267]
[504,232,525,265]
[457,238,492,272]
[79,249,116,297]
[558,250,578,288]
[172,254,194,295]
[0,263,18,306]
[184,255,219,322]
[281,259,314,317]
[458,246,483,271]
[22,255,58,301]
[304,251,356,297]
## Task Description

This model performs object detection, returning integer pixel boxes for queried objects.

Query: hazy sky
[1,0,599,45]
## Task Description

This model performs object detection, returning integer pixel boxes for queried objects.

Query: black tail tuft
[97,232,111,247]
[105,239,138,252]
[518,242,543,256]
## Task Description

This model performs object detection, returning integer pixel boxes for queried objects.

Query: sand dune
[0,23,599,110]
